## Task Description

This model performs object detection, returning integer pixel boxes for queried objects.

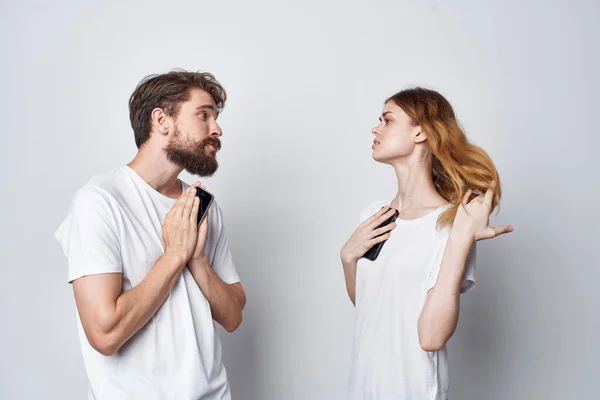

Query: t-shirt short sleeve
[426,240,477,294]
[209,203,240,285]
[55,186,122,283]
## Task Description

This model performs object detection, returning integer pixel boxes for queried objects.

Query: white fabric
[348,200,476,400]
[55,166,240,400]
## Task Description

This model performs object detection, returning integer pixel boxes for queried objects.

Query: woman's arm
[341,206,398,305]
[418,182,512,351]
[417,233,472,351]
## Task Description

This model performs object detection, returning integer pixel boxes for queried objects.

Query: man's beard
[164,126,221,177]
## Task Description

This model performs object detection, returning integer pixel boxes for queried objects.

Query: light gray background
[1,0,598,399]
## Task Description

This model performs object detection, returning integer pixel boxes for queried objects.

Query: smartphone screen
[195,187,214,225]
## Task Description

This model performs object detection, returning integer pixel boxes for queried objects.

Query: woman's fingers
[370,222,397,238]
[492,224,513,236]
[363,205,391,227]
[484,181,496,208]
[462,189,473,207]
[368,208,397,230]
[368,232,392,247]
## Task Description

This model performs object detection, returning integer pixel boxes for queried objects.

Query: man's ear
[151,108,170,135]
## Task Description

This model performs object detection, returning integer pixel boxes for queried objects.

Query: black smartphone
[195,187,214,225]
[361,208,399,261]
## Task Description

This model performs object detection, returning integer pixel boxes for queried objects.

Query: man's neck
[127,146,183,199]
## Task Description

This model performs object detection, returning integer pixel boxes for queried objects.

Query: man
[55,70,246,400]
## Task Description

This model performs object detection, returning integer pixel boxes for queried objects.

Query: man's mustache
[202,137,221,151]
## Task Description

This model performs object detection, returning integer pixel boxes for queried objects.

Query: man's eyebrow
[195,104,218,112]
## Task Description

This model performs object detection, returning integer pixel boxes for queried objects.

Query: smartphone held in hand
[195,187,214,225]
[362,209,399,261]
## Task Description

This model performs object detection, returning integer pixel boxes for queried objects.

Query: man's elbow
[94,342,118,357]
[87,332,119,356]
[224,290,246,332]
[223,313,243,333]
[85,324,121,356]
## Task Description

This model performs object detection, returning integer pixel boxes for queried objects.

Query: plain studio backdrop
[1,0,599,399]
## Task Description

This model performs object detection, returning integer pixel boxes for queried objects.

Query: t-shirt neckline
[123,165,186,203]
[382,201,451,226]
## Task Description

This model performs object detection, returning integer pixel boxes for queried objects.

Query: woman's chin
[372,150,388,164]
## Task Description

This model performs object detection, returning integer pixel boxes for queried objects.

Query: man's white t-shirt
[348,201,476,400]
[55,166,240,400]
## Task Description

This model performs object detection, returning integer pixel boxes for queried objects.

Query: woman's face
[371,102,424,164]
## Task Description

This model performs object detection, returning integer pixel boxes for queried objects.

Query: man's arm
[184,185,246,333]
[188,256,246,332]
[72,184,202,356]
[73,253,186,356]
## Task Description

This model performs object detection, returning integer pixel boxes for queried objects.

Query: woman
[341,87,512,399]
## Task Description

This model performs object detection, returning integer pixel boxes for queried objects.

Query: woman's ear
[414,127,427,144]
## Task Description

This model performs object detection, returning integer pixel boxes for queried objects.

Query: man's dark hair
[129,69,227,148]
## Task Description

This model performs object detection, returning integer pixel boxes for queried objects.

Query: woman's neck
[390,159,448,216]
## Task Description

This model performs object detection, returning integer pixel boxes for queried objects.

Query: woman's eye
[384,118,390,125]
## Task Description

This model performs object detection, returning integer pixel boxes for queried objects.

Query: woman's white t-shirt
[348,201,476,400]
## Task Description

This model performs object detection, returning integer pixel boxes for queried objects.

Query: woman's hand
[453,181,513,243]
[341,206,398,264]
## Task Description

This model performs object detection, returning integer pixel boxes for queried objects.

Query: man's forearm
[417,233,472,351]
[79,253,186,356]
[113,253,185,340]
[188,257,245,332]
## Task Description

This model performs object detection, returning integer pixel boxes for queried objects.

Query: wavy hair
[386,87,500,226]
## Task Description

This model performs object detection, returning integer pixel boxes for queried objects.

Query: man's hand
[189,182,210,262]
[162,184,201,264]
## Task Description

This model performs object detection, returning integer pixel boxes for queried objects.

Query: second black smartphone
[195,186,214,225]
[361,208,399,261]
